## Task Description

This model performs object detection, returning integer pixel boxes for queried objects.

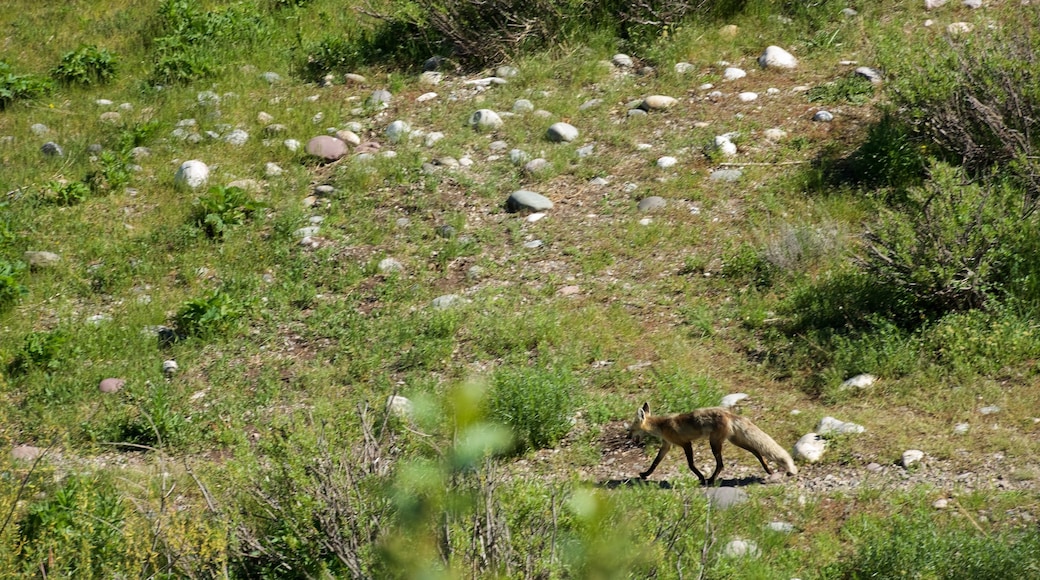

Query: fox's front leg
[640,441,672,479]
[681,442,708,485]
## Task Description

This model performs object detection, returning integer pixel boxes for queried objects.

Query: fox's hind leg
[705,434,726,485]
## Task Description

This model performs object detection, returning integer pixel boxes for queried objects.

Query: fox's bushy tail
[730,416,798,475]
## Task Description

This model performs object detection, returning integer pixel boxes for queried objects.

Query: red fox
[630,402,797,485]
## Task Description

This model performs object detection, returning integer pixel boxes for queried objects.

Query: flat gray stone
[637,196,667,212]
[703,487,749,509]
[507,190,553,212]
[709,169,743,182]
[24,251,61,267]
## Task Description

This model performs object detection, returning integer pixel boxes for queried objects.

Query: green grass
[1,0,1039,576]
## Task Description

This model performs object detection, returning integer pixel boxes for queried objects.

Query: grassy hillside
[1,0,1039,577]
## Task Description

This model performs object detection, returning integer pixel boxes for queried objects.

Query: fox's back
[656,407,732,441]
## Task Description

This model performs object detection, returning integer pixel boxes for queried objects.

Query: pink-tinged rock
[305,136,348,161]
[12,445,44,461]
[99,378,126,393]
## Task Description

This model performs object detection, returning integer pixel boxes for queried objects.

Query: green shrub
[174,289,247,338]
[149,0,267,84]
[8,330,69,375]
[845,112,927,191]
[807,74,875,105]
[883,11,1040,204]
[44,180,90,206]
[0,259,27,311]
[488,365,578,452]
[189,185,266,239]
[18,474,129,577]
[859,163,1027,318]
[0,62,53,109]
[86,151,133,194]
[51,45,118,86]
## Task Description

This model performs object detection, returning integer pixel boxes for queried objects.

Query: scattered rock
[379,257,404,273]
[764,127,787,141]
[674,62,695,74]
[612,54,634,68]
[99,378,125,393]
[162,359,179,376]
[723,67,746,81]
[512,99,534,113]
[947,22,973,34]
[386,120,411,143]
[813,110,834,122]
[954,423,970,435]
[766,522,795,533]
[11,445,44,462]
[431,294,465,309]
[855,66,883,84]
[260,71,282,84]
[794,433,827,462]
[924,0,947,8]
[41,141,63,157]
[546,122,579,143]
[709,169,742,182]
[24,251,61,268]
[902,449,925,468]
[416,92,438,103]
[224,129,249,146]
[524,158,550,174]
[840,373,877,390]
[305,135,348,161]
[507,190,553,212]
[336,130,361,146]
[387,395,414,418]
[817,416,865,435]
[933,498,949,509]
[367,89,392,108]
[758,45,798,69]
[469,109,503,131]
[713,135,737,156]
[723,539,760,558]
[656,156,677,168]
[637,196,666,212]
[344,73,367,84]
[640,95,678,110]
[30,123,50,135]
[174,160,209,190]
[703,486,748,509]
[979,405,1000,415]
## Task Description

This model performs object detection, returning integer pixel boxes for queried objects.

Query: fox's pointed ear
[641,402,650,413]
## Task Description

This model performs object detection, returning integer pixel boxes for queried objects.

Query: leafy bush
[843,112,928,191]
[488,365,578,452]
[18,474,129,577]
[174,289,246,338]
[51,45,118,86]
[189,186,266,239]
[44,180,91,206]
[149,0,266,84]
[859,163,1027,318]
[807,74,875,105]
[7,330,69,375]
[0,258,27,311]
[885,11,1040,208]
[86,151,133,194]
[297,20,430,81]
[0,62,53,109]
